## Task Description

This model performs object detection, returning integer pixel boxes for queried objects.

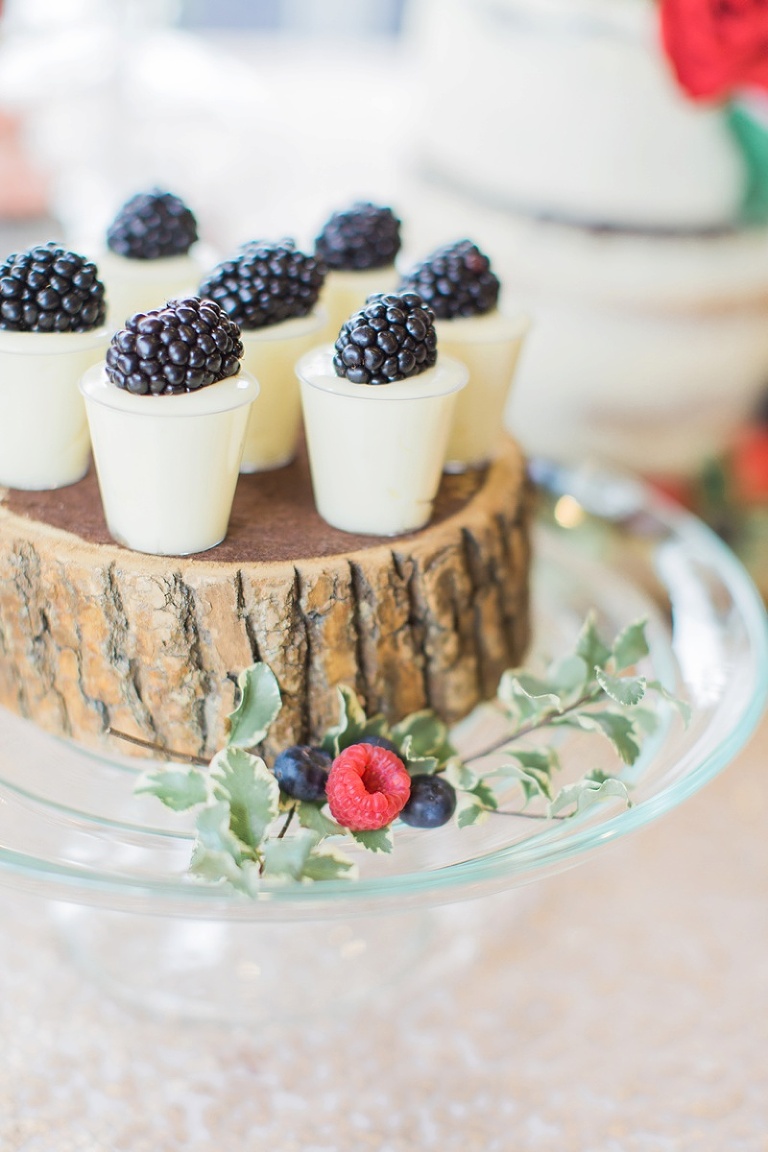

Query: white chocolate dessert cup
[239,310,325,473]
[298,346,468,536]
[80,364,259,556]
[98,247,208,330]
[0,326,109,490]
[319,265,400,345]
[438,310,529,471]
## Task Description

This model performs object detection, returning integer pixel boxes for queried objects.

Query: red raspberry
[326,743,411,831]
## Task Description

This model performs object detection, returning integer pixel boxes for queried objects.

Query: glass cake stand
[0,459,765,1023]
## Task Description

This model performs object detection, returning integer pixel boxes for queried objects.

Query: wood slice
[0,437,532,761]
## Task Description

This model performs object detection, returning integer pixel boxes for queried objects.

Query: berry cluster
[199,239,325,330]
[399,239,500,320]
[333,292,437,385]
[271,739,457,831]
[107,189,198,260]
[315,201,401,271]
[105,297,243,395]
[0,243,106,333]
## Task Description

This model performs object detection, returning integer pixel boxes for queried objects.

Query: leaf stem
[463,689,602,766]
[278,805,296,839]
[107,727,210,768]
[257,806,297,876]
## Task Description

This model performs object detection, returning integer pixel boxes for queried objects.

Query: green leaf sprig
[453,613,690,827]
[133,613,689,893]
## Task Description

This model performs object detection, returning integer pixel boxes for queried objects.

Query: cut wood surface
[0,438,531,761]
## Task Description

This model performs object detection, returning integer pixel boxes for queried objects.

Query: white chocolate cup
[438,311,529,472]
[80,364,259,556]
[239,310,325,473]
[97,247,209,330]
[319,265,400,345]
[0,327,110,490]
[298,346,467,536]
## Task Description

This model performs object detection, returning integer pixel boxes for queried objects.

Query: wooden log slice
[0,437,532,761]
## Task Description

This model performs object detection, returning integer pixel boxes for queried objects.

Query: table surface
[1,710,766,1151]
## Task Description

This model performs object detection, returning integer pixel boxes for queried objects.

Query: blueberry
[399,774,457,828]
[272,745,332,802]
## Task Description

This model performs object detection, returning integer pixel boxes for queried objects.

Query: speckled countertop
[1,713,766,1152]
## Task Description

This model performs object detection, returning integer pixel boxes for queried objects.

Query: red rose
[731,426,768,503]
[660,0,768,101]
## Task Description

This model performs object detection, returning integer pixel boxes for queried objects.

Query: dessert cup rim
[324,264,398,283]
[80,362,259,417]
[297,345,469,401]
[434,310,530,342]
[0,325,110,355]
[95,243,209,277]
[239,307,326,344]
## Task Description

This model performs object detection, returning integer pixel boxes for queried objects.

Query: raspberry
[326,743,411,831]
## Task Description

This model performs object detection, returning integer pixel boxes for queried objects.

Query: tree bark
[0,438,531,762]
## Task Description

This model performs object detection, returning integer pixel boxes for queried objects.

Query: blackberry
[0,243,106,333]
[106,189,198,260]
[333,292,437,386]
[272,745,332,803]
[399,239,500,320]
[104,297,243,395]
[399,774,457,828]
[315,201,401,271]
[198,239,325,330]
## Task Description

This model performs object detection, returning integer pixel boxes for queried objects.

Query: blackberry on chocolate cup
[99,188,206,328]
[104,296,243,395]
[399,238,499,320]
[0,242,109,490]
[81,297,259,556]
[297,291,468,536]
[332,291,437,385]
[199,239,326,472]
[400,239,528,472]
[314,201,402,344]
